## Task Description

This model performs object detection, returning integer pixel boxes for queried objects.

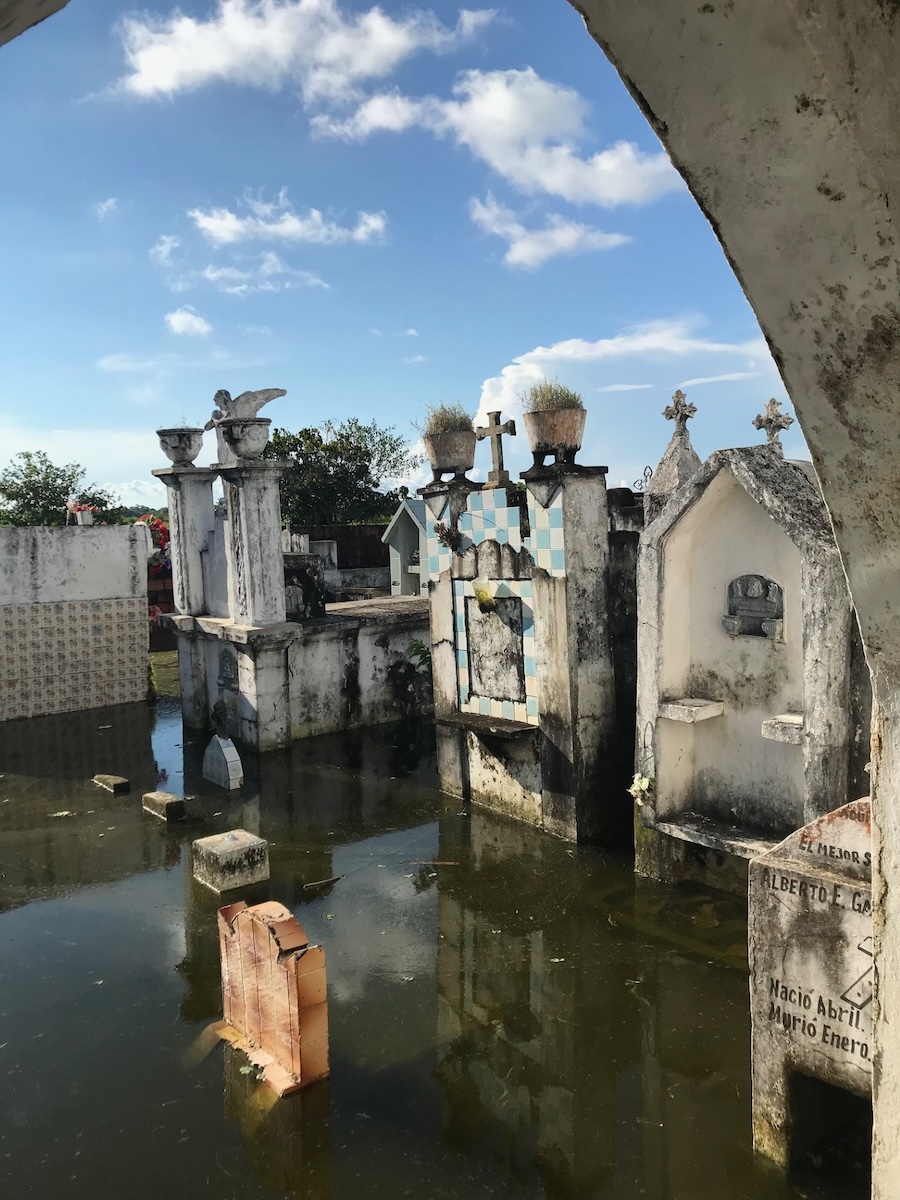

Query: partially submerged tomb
[635,416,870,889]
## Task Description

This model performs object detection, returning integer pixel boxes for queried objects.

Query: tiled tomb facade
[0,526,150,721]
[428,466,636,843]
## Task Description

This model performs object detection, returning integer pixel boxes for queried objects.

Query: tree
[264,418,419,526]
[0,451,122,526]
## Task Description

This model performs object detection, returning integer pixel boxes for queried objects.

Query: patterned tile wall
[0,598,148,721]
[453,579,539,726]
[426,485,567,580]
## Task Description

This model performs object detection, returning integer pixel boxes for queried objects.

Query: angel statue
[205,387,287,463]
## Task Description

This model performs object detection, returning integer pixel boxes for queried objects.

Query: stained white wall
[0,526,150,604]
[658,469,805,832]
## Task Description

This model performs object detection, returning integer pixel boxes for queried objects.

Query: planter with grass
[422,404,476,482]
[521,381,586,469]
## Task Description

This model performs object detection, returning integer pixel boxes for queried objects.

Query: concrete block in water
[142,791,186,821]
[193,829,269,892]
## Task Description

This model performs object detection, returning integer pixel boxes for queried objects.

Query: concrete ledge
[761,713,804,744]
[654,813,778,861]
[658,698,725,723]
[436,712,538,741]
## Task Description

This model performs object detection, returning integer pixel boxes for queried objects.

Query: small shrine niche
[217,647,239,690]
[723,575,784,639]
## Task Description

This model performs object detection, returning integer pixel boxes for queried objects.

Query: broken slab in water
[213,900,329,1095]
[202,735,244,791]
[93,773,130,793]
[192,829,269,892]
[142,790,186,822]
[749,798,872,1167]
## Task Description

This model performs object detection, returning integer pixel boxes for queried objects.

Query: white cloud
[403,354,428,364]
[115,0,495,102]
[469,194,629,268]
[188,189,386,246]
[92,197,118,220]
[200,250,328,293]
[97,353,167,372]
[150,233,180,265]
[243,324,272,334]
[476,317,770,426]
[315,68,680,208]
[596,383,654,393]
[406,327,419,337]
[165,306,213,336]
[676,371,761,387]
[101,477,168,507]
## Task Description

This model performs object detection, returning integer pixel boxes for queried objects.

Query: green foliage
[264,418,420,526]
[0,451,122,526]
[407,639,432,672]
[521,379,584,413]
[423,403,474,435]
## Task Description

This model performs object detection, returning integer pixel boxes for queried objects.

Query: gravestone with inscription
[748,798,872,1166]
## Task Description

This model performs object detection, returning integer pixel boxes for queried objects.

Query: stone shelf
[761,713,804,744]
[658,698,725,723]
[654,813,778,861]
[436,712,538,741]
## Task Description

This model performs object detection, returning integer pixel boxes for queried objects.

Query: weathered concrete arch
[565,1,900,1192]
[0,0,67,48]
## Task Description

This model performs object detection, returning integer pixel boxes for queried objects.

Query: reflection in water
[0,702,865,1200]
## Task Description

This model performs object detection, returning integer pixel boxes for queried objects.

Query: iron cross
[476,410,517,485]
[753,397,794,446]
[663,389,697,433]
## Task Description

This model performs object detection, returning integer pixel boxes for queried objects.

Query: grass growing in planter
[423,403,474,434]
[521,380,584,413]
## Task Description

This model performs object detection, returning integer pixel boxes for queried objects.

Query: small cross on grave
[476,410,517,485]
[753,398,794,448]
[663,389,697,434]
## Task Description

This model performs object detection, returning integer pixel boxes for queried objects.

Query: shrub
[521,379,584,413]
[423,403,474,435]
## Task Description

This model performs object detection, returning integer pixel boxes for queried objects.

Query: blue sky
[0,0,799,507]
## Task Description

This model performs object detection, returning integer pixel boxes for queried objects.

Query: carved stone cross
[663,389,697,433]
[753,398,794,447]
[475,410,517,485]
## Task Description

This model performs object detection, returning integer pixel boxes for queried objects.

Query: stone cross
[475,410,517,485]
[663,389,697,433]
[753,397,794,447]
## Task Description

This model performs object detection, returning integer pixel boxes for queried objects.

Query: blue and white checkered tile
[526,491,566,577]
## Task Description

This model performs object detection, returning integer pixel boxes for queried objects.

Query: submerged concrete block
[193,829,269,892]
[93,774,130,794]
[203,735,244,791]
[142,790,186,821]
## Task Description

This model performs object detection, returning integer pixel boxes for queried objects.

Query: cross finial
[663,389,697,434]
[753,398,794,449]
[475,410,517,485]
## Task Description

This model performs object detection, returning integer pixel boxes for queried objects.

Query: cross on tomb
[475,410,517,485]
[663,389,697,433]
[753,397,794,447]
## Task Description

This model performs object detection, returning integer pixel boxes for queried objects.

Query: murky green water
[0,695,868,1199]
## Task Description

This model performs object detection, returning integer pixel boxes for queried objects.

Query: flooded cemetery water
[0,681,868,1200]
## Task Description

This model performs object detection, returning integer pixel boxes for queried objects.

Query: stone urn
[522,407,586,468]
[423,431,477,482]
[156,426,205,466]
[218,417,272,459]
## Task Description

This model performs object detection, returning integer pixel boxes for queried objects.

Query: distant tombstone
[203,735,244,791]
[723,574,784,638]
[748,798,872,1166]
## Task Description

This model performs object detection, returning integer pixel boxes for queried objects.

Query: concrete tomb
[192,829,270,892]
[213,900,329,1095]
[749,799,872,1168]
[634,403,871,889]
[202,734,244,791]
[426,408,637,842]
[154,387,430,752]
[382,497,429,597]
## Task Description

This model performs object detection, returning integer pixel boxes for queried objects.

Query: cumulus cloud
[92,197,119,220]
[476,317,770,425]
[150,233,180,265]
[469,194,629,268]
[201,250,328,293]
[114,0,496,102]
[188,189,386,246]
[315,68,680,208]
[165,305,213,335]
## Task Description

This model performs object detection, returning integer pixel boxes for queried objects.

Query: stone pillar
[526,466,617,842]
[218,461,288,627]
[152,466,218,615]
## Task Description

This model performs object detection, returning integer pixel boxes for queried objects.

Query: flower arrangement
[137,514,172,575]
[70,502,100,514]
